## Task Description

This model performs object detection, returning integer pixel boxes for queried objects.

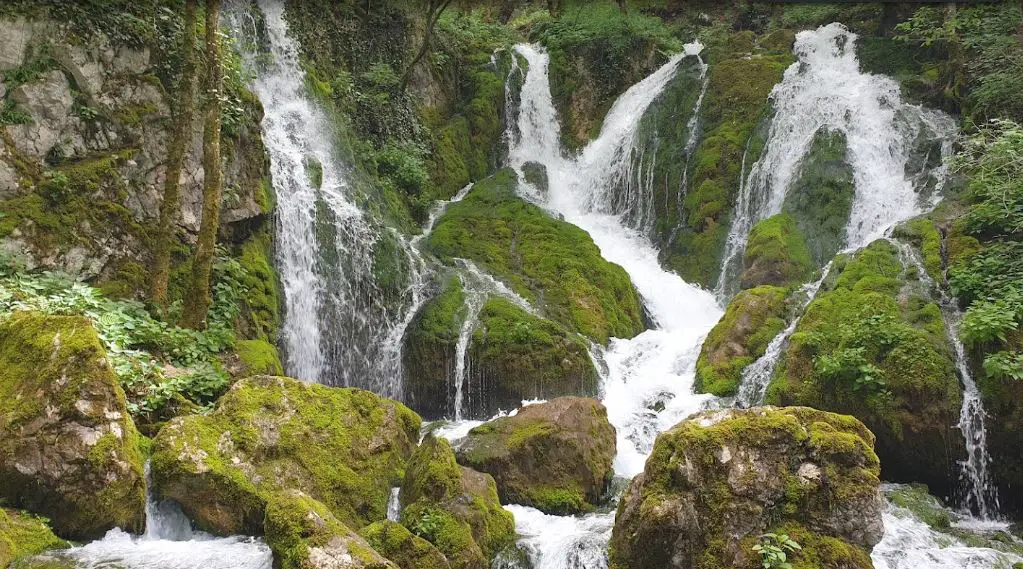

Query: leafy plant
[752,533,802,569]
[960,297,1020,347]
[0,100,32,126]
[982,351,1023,381]
[408,509,444,539]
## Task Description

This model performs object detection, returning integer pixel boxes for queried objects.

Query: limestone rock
[265,491,398,569]
[0,313,146,540]
[9,70,74,158]
[455,397,615,515]
[400,435,514,569]
[359,521,451,569]
[151,375,421,536]
[609,406,883,569]
[0,18,30,71]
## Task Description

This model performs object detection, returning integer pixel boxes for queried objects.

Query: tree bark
[149,0,198,314]
[182,0,224,330]
[399,0,452,92]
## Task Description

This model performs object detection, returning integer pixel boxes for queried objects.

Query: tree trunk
[149,0,198,314]
[399,0,452,92]
[182,0,224,330]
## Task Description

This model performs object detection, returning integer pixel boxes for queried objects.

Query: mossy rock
[359,521,451,569]
[741,214,814,289]
[426,168,644,343]
[765,240,964,498]
[455,397,616,515]
[666,53,792,287]
[0,509,70,568]
[151,375,421,536]
[0,313,146,540]
[608,406,882,569]
[886,483,952,530]
[235,339,285,376]
[464,298,599,419]
[264,491,398,569]
[400,434,514,568]
[402,276,465,419]
[782,128,855,267]
[695,285,789,396]
[520,162,548,196]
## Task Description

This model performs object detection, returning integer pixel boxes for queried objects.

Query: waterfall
[734,263,833,407]
[228,0,425,395]
[386,487,401,522]
[715,22,956,300]
[51,462,272,569]
[894,241,1001,519]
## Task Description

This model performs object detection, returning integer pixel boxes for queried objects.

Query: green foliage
[408,508,446,539]
[953,120,1023,239]
[0,253,250,417]
[0,509,70,567]
[753,532,802,569]
[0,100,32,126]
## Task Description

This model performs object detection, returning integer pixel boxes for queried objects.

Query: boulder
[766,240,965,498]
[0,313,146,540]
[265,491,398,569]
[0,18,30,71]
[151,375,421,536]
[609,406,883,569]
[400,435,514,569]
[455,397,615,515]
[0,508,70,568]
[695,285,789,396]
[741,214,814,290]
[359,521,451,569]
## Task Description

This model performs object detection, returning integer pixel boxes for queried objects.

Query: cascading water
[45,463,271,569]
[715,22,956,301]
[227,0,424,395]
[894,240,1001,519]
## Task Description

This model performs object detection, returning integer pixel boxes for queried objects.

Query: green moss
[426,169,644,343]
[666,53,792,286]
[893,217,944,283]
[782,128,856,267]
[741,214,814,289]
[887,484,952,530]
[403,276,466,418]
[359,521,451,569]
[235,229,281,342]
[400,503,484,569]
[696,285,788,396]
[264,491,394,569]
[753,522,874,569]
[151,376,422,535]
[766,240,963,496]
[236,339,284,376]
[523,486,590,516]
[0,313,146,540]
[0,509,70,568]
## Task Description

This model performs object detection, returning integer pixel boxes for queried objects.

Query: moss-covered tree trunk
[149,0,198,313]
[398,0,452,92]
[182,0,223,330]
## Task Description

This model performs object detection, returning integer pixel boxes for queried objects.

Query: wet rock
[741,213,814,289]
[359,521,451,569]
[400,434,514,569]
[151,375,421,536]
[0,313,146,540]
[455,397,616,515]
[265,491,398,569]
[0,508,70,568]
[609,406,883,569]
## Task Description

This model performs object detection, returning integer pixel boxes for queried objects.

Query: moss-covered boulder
[0,313,146,540]
[359,521,451,569]
[426,168,644,343]
[608,406,883,569]
[782,128,855,267]
[741,214,814,289]
[400,434,514,569]
[403,280,599,421]
[235,339,285,376]
[695,286,789,396]
[455,397,615,515]
[151,375,421,536]
[264,491,398,569]
[766,240,964,498]
[0,509,70,568]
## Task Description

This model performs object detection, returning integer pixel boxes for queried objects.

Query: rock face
[455,397,616,515]
[359,521,451,569]
[0,508,70,568]
[766,240,965,498]
[609,406,883,569]
[0,313,146,540]
[151,375,421,536]
[695,285,788,396]
[741,214,814,290]
[265,491,398,569]
[400,435,515,569]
